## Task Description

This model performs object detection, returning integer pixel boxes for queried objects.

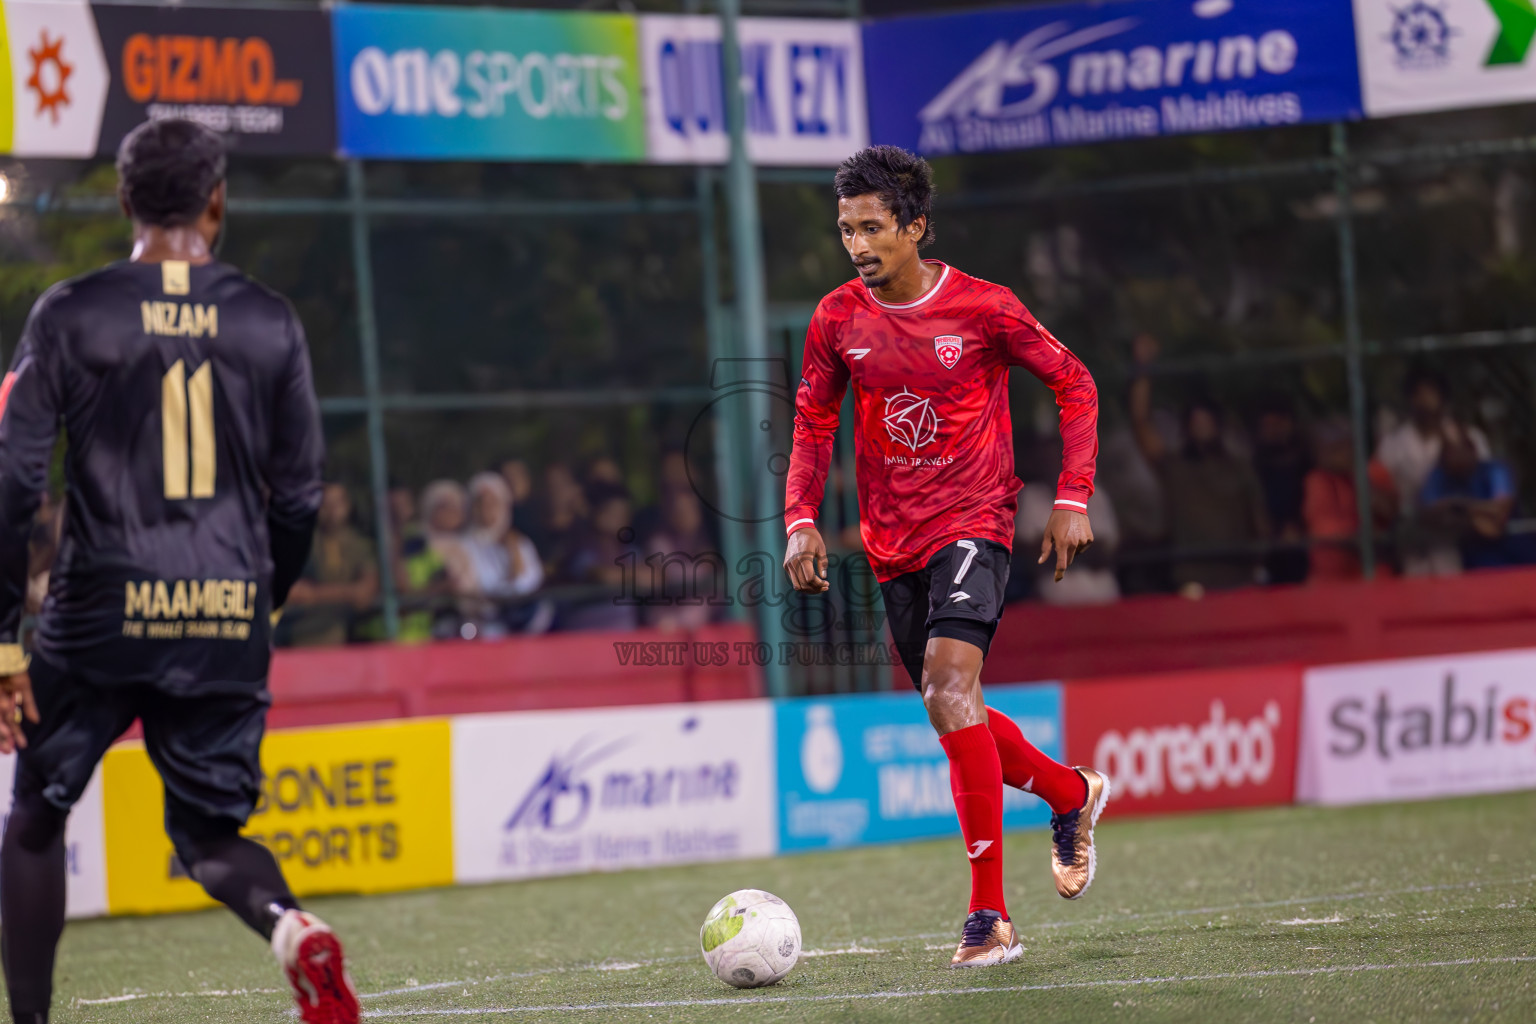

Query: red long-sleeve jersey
[785,261,1099,582]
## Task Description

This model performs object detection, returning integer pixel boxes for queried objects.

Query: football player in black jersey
[0,119,359,1024]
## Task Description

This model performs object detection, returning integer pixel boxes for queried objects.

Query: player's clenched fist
[784,526,830,593]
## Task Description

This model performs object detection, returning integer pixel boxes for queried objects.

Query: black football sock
[182,834,300,941]
[1,794,69,1023]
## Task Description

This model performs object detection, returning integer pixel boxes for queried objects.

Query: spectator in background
[421,478,476,598]
[1303,418,1396,582]
[462,472,549,636]
[634,448,690,543]
[537,462,589,580]
[1376,368,1491,512]
[388,484,447,643]
[498,457,539,542]
[644,486,723,629]
[1251,397,1310,585]
[585,455,624,489]
[284,483,380,646]
[1017,437,1121,605]
[1131,368,1269,595]
[26,493,62,617]
[559,482,641,630]
[1419,421,1525,571]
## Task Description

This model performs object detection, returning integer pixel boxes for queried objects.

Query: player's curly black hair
[116,118,226,227]
[833,145,936,249]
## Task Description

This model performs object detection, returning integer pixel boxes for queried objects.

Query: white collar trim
[866,262,951,311]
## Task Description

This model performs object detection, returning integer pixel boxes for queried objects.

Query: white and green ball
[699,889,801,988]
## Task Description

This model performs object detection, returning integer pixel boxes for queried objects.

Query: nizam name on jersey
[122,577,259,641]
[141,300,219,338]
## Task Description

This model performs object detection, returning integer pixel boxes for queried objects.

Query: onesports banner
[332,4,646,162]
[1354,0,1536,117]
[452,701,775,882]
[90,2,335,156]
[102,719,453,915]
[1064,665,1301,816]
[1297,648,1536,806]
[863,0,1363,156]
[776,684,1061,851]
[638,15,866,166]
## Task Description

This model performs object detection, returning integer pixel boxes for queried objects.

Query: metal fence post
[1332,122,1377,579]
[346,159,401,637]
[721,0,792,698]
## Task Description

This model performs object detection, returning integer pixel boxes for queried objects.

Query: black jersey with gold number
[0,259,323,694]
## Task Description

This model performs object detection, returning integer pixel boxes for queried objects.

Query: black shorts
[16,654,269,848]
[879,537,1011,691]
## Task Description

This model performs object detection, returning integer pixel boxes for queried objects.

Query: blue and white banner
[776,684,1063,852]
[639,15,867,166]
[452,702,776,882]
[863,0,1362,156]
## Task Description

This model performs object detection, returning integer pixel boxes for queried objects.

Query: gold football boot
[949,910,1024,968]
[1050,767,1111,899]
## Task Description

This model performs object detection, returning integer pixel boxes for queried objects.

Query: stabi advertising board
[332,4,646,162]
[775,684,1062,852]
[452,701,775,883]
[89,3,336,157]
[1297,648,1536,806]
[863,0,1362,157]
[638,15,867,166]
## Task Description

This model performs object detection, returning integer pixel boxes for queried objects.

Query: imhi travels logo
[26,30,74,124]
[883,389,941,450]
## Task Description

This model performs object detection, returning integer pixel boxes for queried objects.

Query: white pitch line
[363,956,1536,1017]
[68,874,1536,1009]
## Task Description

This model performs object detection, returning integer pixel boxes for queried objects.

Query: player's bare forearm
[1039,509,1094,582]
[783,526,830,594]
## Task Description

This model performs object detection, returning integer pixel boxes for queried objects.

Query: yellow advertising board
[103,719,452,915]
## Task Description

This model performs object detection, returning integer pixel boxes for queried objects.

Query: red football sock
[938,723,1007,917]
[986,706,1088,815]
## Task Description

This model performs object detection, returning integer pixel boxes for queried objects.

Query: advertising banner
[1354,0,1536,117]
[0,753,108,919]
[1064,665,1301,816]
[1298,648,1536,806]
[0,0,108,157]
[89,3,335,157]
[863,0,1362,157]
[776,684,1061,852]
[639,15,866,166]
[102,720,453,915]
[452,701,775,883]
[333,4,646,162]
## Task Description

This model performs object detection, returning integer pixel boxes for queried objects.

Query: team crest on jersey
[934,335,963,369]
[883,389,941,450]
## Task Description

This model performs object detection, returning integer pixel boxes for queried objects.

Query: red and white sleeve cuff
[1053,497,1089,511]
[786,517,817,535]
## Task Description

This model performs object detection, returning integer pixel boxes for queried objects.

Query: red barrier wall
[983,566,1536,687]
[264,621,763,731]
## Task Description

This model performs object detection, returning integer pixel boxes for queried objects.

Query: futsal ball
[699,889,801,988]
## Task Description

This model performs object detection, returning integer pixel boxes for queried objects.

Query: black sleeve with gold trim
[0,259,324,694]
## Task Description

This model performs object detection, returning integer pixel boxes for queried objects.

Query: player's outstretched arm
[1039,508,1094,583]
[784,526,830,594]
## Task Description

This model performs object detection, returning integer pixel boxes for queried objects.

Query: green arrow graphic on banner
[1486,0,1536,65]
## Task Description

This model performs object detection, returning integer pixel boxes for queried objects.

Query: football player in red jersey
[782,146,1110,968]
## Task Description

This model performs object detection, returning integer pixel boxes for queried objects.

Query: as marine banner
[90,3,336,157]
[863,0,1363,157]
[0,0,109,157]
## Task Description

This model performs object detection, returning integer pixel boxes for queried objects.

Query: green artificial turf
[30,789,1536,1023]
